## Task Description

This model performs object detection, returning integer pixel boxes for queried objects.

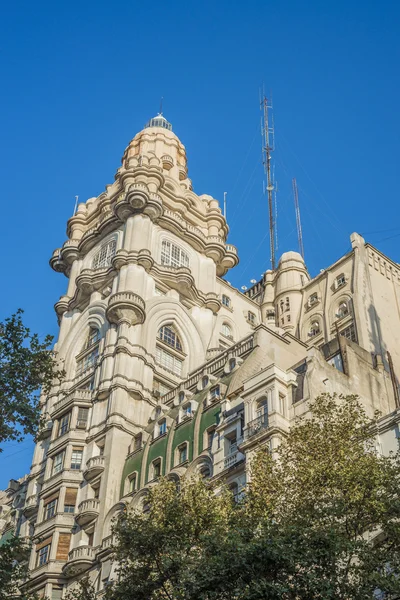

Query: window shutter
[64,488,77,506]
[43,492,59,505]
[56,534,71,560]
[36,535,53,550]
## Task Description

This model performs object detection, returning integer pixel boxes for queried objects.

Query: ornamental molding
[52,166,238,276]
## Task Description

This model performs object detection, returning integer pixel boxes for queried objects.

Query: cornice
[51,165,238,277]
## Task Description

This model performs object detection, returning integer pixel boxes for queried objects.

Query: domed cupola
[144,113,173,131]
[121,112,187,182]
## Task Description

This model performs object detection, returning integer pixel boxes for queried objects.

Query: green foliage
[110,476,237,600]
[71,394,400,600]
[0,535,31,600]
[243,393,400,599]
[0,309,64,449]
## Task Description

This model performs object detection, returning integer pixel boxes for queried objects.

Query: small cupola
[144,113,173,131]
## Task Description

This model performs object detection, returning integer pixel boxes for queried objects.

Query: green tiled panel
[145,435,169,482]
[170,418,196,469]
[199,404,221,452]
[120,450,144,498]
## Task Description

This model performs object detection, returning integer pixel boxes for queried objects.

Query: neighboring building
[1,113,400,597]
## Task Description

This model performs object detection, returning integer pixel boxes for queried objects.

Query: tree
[244,393,400,599]
[69,394,400,600]
[109,476,239,600]
[0,535,32,600]
[0,309,64,449]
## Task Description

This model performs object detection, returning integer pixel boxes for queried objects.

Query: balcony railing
[224,451,239,469]
[83,456,105,481]
[75,499,100,527]
[244,414,269,440]
[63,545,96,577]
[68,545,96,561]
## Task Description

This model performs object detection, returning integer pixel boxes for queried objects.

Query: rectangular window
[92,239,116,270]
[77,347,99,375]
[247,311,256,324]
[156,346,183,376]
[52,451,65,475]
[70,449,83,470]
[77,407,89,429]
[159,420,167,436]
[279,393,286,416]
[38,545,50,566]
[178,444,188,464]
[64,504,75,514]
[222,294,231,308]
[58,413,70,437]
[340,323,357,343]
[44,499,57,520]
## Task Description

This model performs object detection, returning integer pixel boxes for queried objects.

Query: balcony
[23,495,38,517]
[83,456,105,482]
[75,499,100,527]
[106,291,146,326]
[96,534,114,559]
[223,442,244,470]
[52,389,92,418]
[244,414,269,440]
[63,545,96,577]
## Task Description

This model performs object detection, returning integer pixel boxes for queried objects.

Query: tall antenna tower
[261,94,276,269]
[292,178,305,259]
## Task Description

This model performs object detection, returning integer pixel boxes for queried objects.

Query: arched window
[202,375,209,389]
[158,325,182,351]
[229,358,236,371]
[76,327,102,375]
[256,398,268,420]
[86,327,101,349]
[337,301,349,319]
[309,321,321,337]
[161,240,189,269]
[221,323,233,339]
[92,238,116,270]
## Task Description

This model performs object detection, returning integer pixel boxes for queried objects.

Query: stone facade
[1,113,400,597]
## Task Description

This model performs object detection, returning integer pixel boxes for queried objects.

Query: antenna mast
[261,94,276,270]
[292,178,304,259]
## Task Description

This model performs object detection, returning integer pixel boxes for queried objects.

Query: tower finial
[159,96,163,115]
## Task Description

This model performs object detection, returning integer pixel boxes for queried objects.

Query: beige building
[1,113,400,597]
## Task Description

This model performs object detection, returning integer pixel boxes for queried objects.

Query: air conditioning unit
[76,420,87,429]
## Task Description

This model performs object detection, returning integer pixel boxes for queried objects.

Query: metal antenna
[159,96,164,115]
[73,195,79,216]
[223,192,227,219]
[261,93,276,270]
[292,178,305,259]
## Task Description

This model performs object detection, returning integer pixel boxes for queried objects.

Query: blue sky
[1,0,400,487]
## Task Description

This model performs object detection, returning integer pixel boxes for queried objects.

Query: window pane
[156,347,183,376]
[92,239,116,270]
[161,240,189,269]
[70,450,83,470]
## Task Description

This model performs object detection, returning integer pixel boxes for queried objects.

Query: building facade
[1,114,400,597]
